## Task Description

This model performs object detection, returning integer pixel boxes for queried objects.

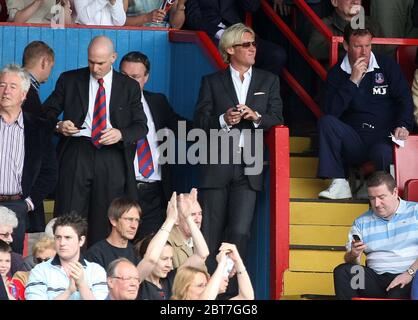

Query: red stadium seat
[404,179,418,202]
[393,135,418,198]
[396,45,417,85]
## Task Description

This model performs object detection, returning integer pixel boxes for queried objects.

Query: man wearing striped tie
[119,51,192,240]
[42,36,148,247]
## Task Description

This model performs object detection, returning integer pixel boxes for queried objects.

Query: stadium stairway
[281,136,368,299]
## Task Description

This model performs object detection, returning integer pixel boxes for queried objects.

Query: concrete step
[290,156,318,178]
[290,201,369,226]
[289,136,311,154]
[290,178,331,199]
[290,225,350,246]
[283,270,334,296]
[289,249,345,273]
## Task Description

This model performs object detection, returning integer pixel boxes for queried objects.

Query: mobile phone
[76,126,86,130]
[223,256,234,277]
[352,234,361,242]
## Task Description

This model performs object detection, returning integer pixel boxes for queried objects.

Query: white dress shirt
[134,95,162,182]
[76,69,113,138]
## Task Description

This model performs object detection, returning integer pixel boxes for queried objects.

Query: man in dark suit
[185,0,287,75]
[0,64,57,254]
[42,36,148,246]
[21,41,55,116]
[194,23,283,277]
[119,51,193,240]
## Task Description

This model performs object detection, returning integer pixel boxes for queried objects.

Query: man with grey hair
[106,257,140,300]
[194,23,283,297]
[42,36,148,246]
[0,206,24,276]
[0,64,57,255]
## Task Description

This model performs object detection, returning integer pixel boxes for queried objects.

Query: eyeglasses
[120,217,140,224]
[34,257,53,264]
[0,232,13,239]
[112,276,140,284]
[233,41,257,48]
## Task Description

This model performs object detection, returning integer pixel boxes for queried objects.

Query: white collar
[340,52,380,75]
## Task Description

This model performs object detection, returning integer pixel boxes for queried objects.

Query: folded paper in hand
[160,0,175,12]
[390,133,405,147]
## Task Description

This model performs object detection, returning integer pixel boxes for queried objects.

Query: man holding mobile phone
[333,171,418,299]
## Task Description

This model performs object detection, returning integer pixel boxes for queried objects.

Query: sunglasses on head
[233,41,257,48]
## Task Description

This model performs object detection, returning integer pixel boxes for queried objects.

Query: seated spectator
[0,207,25,276]
[6,0,72,24]
[334,171,418,299]
[171,242,253,300]
[0,240,25,300]
[168,188,209,269]
[308,0,382,64]
[85,196,141,270]
[133,192,207,300]
[22,235,55,271]
[317,25,413,199]
[185,0,286,75]
[125,0,187,28]
[74,0,126,26]
[106,258,140,300]
[13,235,55,290]
[25,214,108,300]
[134,233,175,299]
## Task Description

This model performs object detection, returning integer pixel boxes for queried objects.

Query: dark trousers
[2,200,28,254]
[334,263,412,300]
[54,138,126,247]
[317,115,392,178]
[200,164,257,274]
[135,181,166,241]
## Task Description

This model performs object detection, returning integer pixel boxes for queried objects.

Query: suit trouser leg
[2,200,28,254]
[317,115,367,178]
[334,263,412,299]
[255,37,287,75]
[200,187,229,274]
[89,144,126,246]
[135,182,166,241]
[54,139,93,219]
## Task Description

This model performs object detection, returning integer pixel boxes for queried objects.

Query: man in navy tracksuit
[317,25,414,200]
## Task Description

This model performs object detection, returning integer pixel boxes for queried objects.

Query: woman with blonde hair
[171,243,254,300]
[171,266,210,300]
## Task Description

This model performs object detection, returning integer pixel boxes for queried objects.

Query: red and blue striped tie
[91,78,106,148]
[137,137,154,178]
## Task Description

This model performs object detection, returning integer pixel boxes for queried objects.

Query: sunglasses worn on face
[35,257,53,264]
[233,41,257,48]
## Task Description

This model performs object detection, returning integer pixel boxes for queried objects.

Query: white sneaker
[318,179,352,200]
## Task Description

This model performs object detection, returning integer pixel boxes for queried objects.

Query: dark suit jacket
[22,85,42,115]
[194,67,283,191]
[22,112,58,232]
[42,67,148,199]
[143,91,193,200]
[185,0,260,37]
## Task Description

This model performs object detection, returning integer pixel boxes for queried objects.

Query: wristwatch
[407,267,416,277]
